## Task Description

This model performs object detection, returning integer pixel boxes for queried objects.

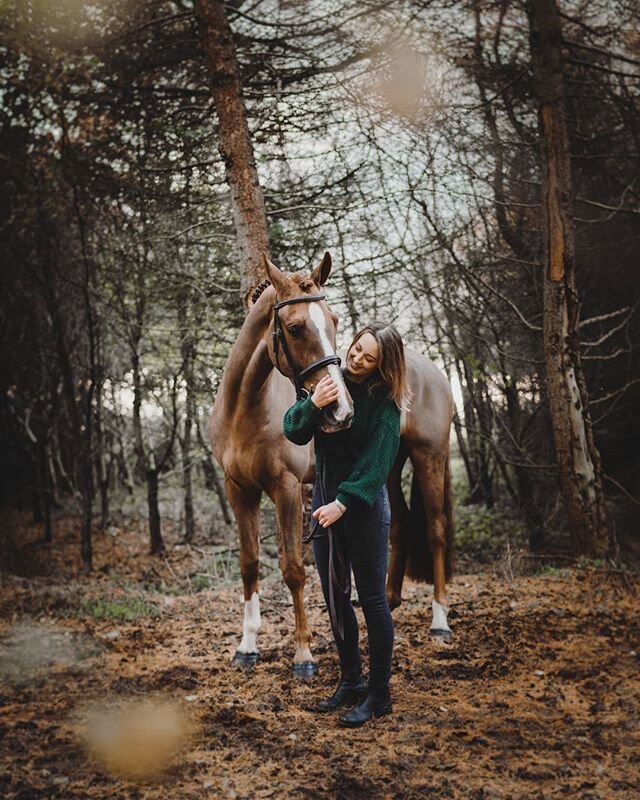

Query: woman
[283,322,408,728]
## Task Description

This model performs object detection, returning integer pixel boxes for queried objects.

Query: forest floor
[0,512,639,800]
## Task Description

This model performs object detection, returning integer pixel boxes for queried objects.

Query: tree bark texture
[527,0,609,555]
[196,0,270,306]
[147,468,164,554]
[181,324,196,543]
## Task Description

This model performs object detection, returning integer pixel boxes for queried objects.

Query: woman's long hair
[348,322,411,410]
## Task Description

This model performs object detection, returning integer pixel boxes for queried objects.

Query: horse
[209,252,454,676]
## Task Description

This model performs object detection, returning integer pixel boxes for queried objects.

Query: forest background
[1,2,640,798]
[1,0,639,573]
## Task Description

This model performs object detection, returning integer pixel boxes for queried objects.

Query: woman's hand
[312,501,346,528]
[310,375,339,409]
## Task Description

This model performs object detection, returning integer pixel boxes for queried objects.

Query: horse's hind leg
[271,474,316,678]
[387,449,410,611]
[411,450,452,642]
[225,478,263,667]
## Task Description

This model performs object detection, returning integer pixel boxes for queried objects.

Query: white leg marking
[237,592,261,653]
[430,599,451,632]
[294,644,314,664]
[308,304,351,422]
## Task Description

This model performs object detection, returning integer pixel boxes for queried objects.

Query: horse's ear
[263,253,290,296]
[311,251,332,286]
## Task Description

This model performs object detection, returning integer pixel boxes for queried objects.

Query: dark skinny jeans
[311,476,393,698]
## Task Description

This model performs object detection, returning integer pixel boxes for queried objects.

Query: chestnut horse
[209,252,454,676]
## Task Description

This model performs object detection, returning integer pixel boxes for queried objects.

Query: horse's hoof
[232,651,259,669]
[430,628,453,643]
[292,661,318,679]
[388,597,402,611]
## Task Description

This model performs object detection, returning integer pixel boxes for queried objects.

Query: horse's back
[402,348,453,452]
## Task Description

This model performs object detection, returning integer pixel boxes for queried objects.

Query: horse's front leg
[272,474,317,678]
[225,478,263,667]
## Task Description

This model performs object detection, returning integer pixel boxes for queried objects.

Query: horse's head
[263,252,354,433]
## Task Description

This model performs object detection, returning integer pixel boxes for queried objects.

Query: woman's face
[346,332,380,380]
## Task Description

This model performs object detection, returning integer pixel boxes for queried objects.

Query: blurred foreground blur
[79,697,196,781]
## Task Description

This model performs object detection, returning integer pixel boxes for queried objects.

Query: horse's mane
[250,272,316,308]
[251,279,272,305]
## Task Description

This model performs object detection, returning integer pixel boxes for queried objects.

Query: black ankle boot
[338,690,392,727]
[313,675,368,713]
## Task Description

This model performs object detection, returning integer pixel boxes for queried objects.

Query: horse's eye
[287,325,301,338]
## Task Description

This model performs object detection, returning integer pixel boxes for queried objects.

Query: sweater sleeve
[335,403,401,508]
[283,395,324,445]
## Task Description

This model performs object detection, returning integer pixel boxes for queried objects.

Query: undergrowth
[81,597,160,621]
[454,502,528,565]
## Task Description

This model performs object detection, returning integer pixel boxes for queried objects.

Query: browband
[273,295,326,310]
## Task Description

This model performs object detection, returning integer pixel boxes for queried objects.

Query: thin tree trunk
[147,465,164,554]
[196,419,232,526]
[42,440,52,543]
[457,356,494,506]
[41,249,93,568]
[132,350,145,480]
[181,338,196,543]
[111,382,135,495]
[527,0,609,556]
[503,381,545,548]
[96,413,110,530]
[99,459,110,531]
[182,427,195,542]
[196,0,270,306]
[95,336,110,530]
[59,107,96,573]
[32,450,43,525]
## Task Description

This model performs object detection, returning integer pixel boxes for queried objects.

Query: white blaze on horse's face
[308,303,353,430]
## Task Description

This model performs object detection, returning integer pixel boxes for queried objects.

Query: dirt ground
[1,515,639,800]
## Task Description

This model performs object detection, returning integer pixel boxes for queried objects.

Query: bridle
[272,294,341,400]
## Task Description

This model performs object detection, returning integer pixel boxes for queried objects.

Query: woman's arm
[283,395,324,445]
[335,403,401,508]
[282,375,339,445]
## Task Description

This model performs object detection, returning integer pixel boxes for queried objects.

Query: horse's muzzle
[320,408,353,434]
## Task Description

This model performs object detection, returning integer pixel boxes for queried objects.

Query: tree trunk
[95,347,110,530]
[96,411,110,531]
[40,249,93,569]
[527,0,609,556]
[41,440,52,543]
[99,460,110,531]
[182,426,195,542]
[181,335,196,543]
[195,0,270,306]
[132,350,145,480]
[457,356,494,507]
[147,466,164,554]
[196,420,232,527]
[503,381,545,549]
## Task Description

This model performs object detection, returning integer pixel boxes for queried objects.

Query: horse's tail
[405,459,454,584]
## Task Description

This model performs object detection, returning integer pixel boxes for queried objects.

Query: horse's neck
[222,295,274,404]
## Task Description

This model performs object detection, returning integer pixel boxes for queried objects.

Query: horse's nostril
[325,410,353,430]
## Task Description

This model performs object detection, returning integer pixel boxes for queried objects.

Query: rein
[302,460,350,641]
[272,294,341,400]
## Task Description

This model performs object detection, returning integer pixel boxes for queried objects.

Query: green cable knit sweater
[283,375,401,508]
